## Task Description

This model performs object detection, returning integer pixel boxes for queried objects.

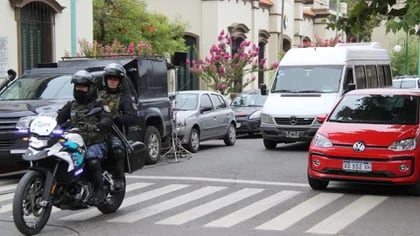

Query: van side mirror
[260,84,267,95]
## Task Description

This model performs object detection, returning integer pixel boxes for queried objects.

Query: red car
[308,88,420,195]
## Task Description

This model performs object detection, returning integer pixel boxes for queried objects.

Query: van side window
[355,65,366,89]
[366,65,378,88]
[383,65,392,86]
[377,65,385,87]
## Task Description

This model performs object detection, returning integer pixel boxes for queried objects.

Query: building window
[21,2,54,71]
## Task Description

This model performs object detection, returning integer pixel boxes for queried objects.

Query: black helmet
[71,70,97,104]
[103,63,126,92]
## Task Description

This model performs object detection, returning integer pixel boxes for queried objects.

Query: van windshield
[0,74,73,100]
[271,66,343,93]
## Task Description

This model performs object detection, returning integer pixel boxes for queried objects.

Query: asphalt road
[1,136,420,236]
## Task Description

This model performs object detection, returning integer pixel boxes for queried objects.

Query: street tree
[330,0,420,37]
[93,0,187,55]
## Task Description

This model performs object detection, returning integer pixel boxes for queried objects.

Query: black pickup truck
[0,56,172,176]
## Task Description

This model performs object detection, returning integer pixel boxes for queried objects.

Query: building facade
[145,0,346,91]
[0,0,93,77]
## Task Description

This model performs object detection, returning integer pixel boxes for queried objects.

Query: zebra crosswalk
[0,180,389,235]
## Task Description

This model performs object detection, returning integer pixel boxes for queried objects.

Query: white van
[260,42,392,149]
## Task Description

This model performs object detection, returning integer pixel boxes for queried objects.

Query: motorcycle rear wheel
[13,170,52,235]
[97,177,126,214]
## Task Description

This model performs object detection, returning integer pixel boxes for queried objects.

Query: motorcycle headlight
[388,138,417,151]
[29,136,49,149]
[261,113,274,124]
[16,116,36,130]
[312,133,333,148]
[249,111,262,120]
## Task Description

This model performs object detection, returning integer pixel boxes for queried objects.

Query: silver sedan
[171,90,237,153]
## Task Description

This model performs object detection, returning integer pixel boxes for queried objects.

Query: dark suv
[0,56,172,176]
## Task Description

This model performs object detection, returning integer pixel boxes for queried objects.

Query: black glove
[98,117,113,131]
[113,115,123,126]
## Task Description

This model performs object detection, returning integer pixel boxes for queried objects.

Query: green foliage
[93,0,187,55]
[330,0,420,39]
[390,35,419,76]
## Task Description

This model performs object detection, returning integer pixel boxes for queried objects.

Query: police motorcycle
[12,107,140,235]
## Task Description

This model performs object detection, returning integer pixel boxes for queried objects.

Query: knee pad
[113,148,125,159]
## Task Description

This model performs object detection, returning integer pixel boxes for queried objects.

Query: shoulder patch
[103,105,111,113]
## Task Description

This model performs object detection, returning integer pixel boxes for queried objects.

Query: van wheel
[308,174,329,190]
[144,126,161,164]
[263,139,277,150]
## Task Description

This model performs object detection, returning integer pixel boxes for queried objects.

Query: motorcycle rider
[100,63,137,190]
[56,70,113,204]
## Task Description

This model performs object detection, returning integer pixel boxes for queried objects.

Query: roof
[346,88,420,96]
[303,8,316,17]
[259,0,273,6]
[279,43,389,66]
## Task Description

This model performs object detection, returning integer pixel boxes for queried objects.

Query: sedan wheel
[185,128,200,153]
[223,123,236,146]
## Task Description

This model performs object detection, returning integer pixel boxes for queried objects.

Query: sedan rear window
[329,94,419,125]
[0,74,73,100]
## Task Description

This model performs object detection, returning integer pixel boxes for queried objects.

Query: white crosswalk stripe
[109,186,226,223]
[0,181,390,234]
[306,195,388,235]
[156,188,264,225]
[255,192,344,231]
[60,184,189,221]
[205,190,301,228]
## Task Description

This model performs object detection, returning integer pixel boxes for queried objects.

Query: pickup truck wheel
[263,139,277,150]
[185,128,200,153]
[223,123,236,146]
[144,126,161,164]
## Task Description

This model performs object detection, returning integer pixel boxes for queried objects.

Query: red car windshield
[329,94,419,125]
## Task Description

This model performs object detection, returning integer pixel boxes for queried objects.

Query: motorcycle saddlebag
[125,141,146,173]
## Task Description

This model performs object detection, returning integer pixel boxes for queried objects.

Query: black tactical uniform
[56,70,112,204]
[100,63,137,189]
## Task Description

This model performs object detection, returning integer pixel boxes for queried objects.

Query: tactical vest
[99,90,121,116]
[70,102,104,145]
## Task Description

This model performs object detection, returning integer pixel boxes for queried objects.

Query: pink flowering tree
[66,38,153,58]
[187,30,278,96]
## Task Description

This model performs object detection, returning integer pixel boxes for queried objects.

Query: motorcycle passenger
[56,70,113,204]
[100,63,137,190]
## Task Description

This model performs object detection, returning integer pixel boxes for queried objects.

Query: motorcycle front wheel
[13,170,52,235]
[97,176,126,214]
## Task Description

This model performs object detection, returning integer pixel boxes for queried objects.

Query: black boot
[112,148,125,190]
[86,159,106,205]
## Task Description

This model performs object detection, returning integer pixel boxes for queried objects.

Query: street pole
[279,0,285,53]
[405,30,409,75]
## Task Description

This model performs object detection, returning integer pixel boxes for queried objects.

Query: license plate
[236,122,241,128]
[285,131,299,138]
[343,160,372,172]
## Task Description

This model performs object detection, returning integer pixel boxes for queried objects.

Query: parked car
[230,90,267,135]
[170,90,237,153]
[307,88,420,195]
[392,77,420,89]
